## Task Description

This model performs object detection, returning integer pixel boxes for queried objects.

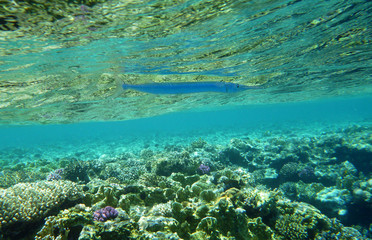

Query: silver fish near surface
[121,81,261,94]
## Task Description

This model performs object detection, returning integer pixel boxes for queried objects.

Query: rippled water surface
[1,1,372,239]
[0,0,371,124]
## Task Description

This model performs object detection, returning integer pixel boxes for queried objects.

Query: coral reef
[217,147,248,167]
[352,178,372,204]
[0,180,83,238]
[35,171,363,239]
[62,160,90,183]
[279,162,300,181]
[151,151,200,176]
[315,187,352,217]
[35,204,135,240]
[0,169,43,188]
[0,125,370,239]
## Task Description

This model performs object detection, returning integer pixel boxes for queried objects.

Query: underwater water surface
[0,0,372,239]
[1,0,371,124]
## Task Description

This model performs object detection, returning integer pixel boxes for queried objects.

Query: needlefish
[121,81,261,94]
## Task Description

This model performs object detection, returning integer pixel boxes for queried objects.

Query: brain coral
[0,180,83,229]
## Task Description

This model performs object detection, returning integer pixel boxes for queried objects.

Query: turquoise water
[1,0,372,239]
[1,95,371,160]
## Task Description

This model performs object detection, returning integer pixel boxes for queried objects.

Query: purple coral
[198,164,210,174]
[46,168,64,181]
[93,206,118,222]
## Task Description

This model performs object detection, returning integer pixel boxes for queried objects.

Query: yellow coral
[275,202,332,240]
[275,214,309,240]
[0,180,82,229]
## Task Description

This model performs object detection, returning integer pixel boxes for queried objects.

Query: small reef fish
[121,81,261,94]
